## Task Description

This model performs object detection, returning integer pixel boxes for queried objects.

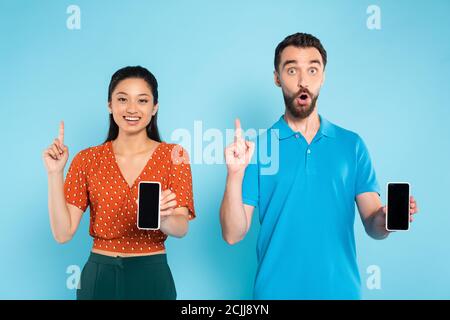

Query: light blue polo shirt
[242,114,380,300]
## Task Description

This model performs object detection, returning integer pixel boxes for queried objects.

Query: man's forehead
[280,46,322,64]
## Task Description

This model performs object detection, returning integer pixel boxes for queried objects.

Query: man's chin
[288,104,314,119]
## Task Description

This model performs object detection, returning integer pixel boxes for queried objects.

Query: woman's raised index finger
[58,120,64,144]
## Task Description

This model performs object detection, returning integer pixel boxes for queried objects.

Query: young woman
[43,66,195,300]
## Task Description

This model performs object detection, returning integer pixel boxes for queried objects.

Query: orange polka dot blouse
[64,141,195,254]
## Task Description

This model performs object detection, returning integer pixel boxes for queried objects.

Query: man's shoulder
[327,119,363,145]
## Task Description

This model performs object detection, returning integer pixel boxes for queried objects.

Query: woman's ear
[107,101,112,114]
[152,103,159,116]
[274,70,282,87]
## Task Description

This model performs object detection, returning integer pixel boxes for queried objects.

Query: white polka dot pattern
[63,141,196,254]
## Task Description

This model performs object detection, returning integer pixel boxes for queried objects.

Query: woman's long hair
[105,66,161,142]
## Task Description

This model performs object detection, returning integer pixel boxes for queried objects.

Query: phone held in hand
[386,182,410,231]
[137,181,161,230]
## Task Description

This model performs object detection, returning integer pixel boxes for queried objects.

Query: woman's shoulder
[160,142,190,155]
[160,142,191,165]
[71,141,110,164]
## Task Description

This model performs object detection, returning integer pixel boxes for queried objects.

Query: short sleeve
[64,151,89,212]
[355,135,380,197]
[242,139,259,208]
[169,145,196,220]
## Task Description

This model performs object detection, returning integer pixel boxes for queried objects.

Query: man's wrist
[227,170,245,182]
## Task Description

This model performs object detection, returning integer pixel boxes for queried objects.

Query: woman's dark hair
[274,32,327,72]
[105,66,161,142]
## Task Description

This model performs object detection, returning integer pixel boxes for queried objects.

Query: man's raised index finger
[234,118,242,141]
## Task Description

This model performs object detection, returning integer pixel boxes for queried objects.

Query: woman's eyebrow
[115,92,150,96]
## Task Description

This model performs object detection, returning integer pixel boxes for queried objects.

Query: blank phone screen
[138,182,160,229]
[387,183,410,230]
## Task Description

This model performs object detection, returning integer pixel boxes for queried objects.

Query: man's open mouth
[299,93,309,100]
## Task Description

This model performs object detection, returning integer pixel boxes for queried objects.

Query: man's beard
[283,87,319,119]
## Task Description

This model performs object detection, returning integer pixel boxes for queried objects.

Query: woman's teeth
[124,116,140,121]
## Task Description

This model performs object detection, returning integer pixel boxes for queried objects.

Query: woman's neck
[112,131,157,155]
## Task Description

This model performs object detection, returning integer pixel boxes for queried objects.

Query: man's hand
[357,192,420,239]
[381,195,420,228]
[224,118,255,176]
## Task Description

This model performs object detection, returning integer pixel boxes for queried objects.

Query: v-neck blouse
[63,140,195,254]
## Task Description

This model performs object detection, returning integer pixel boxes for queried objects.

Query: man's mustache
[295,87,313,98]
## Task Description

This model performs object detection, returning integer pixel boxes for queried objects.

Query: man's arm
[220,118,256,245]
[220,172,255,244]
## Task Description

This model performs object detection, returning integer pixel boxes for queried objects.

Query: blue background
[0,0,449,299]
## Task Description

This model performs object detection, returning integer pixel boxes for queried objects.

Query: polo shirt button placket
[305,147,312,174]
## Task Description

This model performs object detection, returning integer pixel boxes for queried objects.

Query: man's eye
[288,68,296,75]
[309,68,317,75]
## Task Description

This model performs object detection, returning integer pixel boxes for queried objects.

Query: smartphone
[386,182,410,231]
[137,181,161,230]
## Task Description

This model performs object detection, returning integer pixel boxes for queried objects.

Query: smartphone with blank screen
[137,181,161,230]
[386,182,410,231]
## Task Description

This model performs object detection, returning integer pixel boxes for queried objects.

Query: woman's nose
[126,103,139,113]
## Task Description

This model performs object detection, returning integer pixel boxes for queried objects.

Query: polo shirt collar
[272,114,336,140]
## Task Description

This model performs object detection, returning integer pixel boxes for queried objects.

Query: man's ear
[274,70,282,87]
[321,71,326,87]
[152,103,159,116]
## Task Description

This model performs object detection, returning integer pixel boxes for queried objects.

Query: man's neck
[283,110,320,139]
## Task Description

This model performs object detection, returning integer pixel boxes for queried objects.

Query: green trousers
[77,252,177,300]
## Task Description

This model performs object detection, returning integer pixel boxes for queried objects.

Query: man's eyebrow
[309,59,322,66]
[282,60,297,68]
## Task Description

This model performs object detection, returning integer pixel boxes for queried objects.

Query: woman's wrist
[48,170,64,180]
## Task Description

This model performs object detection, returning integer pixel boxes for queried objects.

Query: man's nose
[297,73,308,88]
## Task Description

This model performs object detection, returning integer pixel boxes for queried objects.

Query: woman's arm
[160,206,189,238]
[43,121,83,243]
[157,190,188,238]
[47,172,83,243]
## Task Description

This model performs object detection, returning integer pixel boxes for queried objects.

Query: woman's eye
[138,99,149,104]
[118,97,127,102]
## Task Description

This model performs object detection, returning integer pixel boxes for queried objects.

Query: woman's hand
[43,121,69,174]
[159,189,178,221]
[136,189,188,237]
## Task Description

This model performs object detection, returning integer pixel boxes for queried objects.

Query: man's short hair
[274,32,327,72]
